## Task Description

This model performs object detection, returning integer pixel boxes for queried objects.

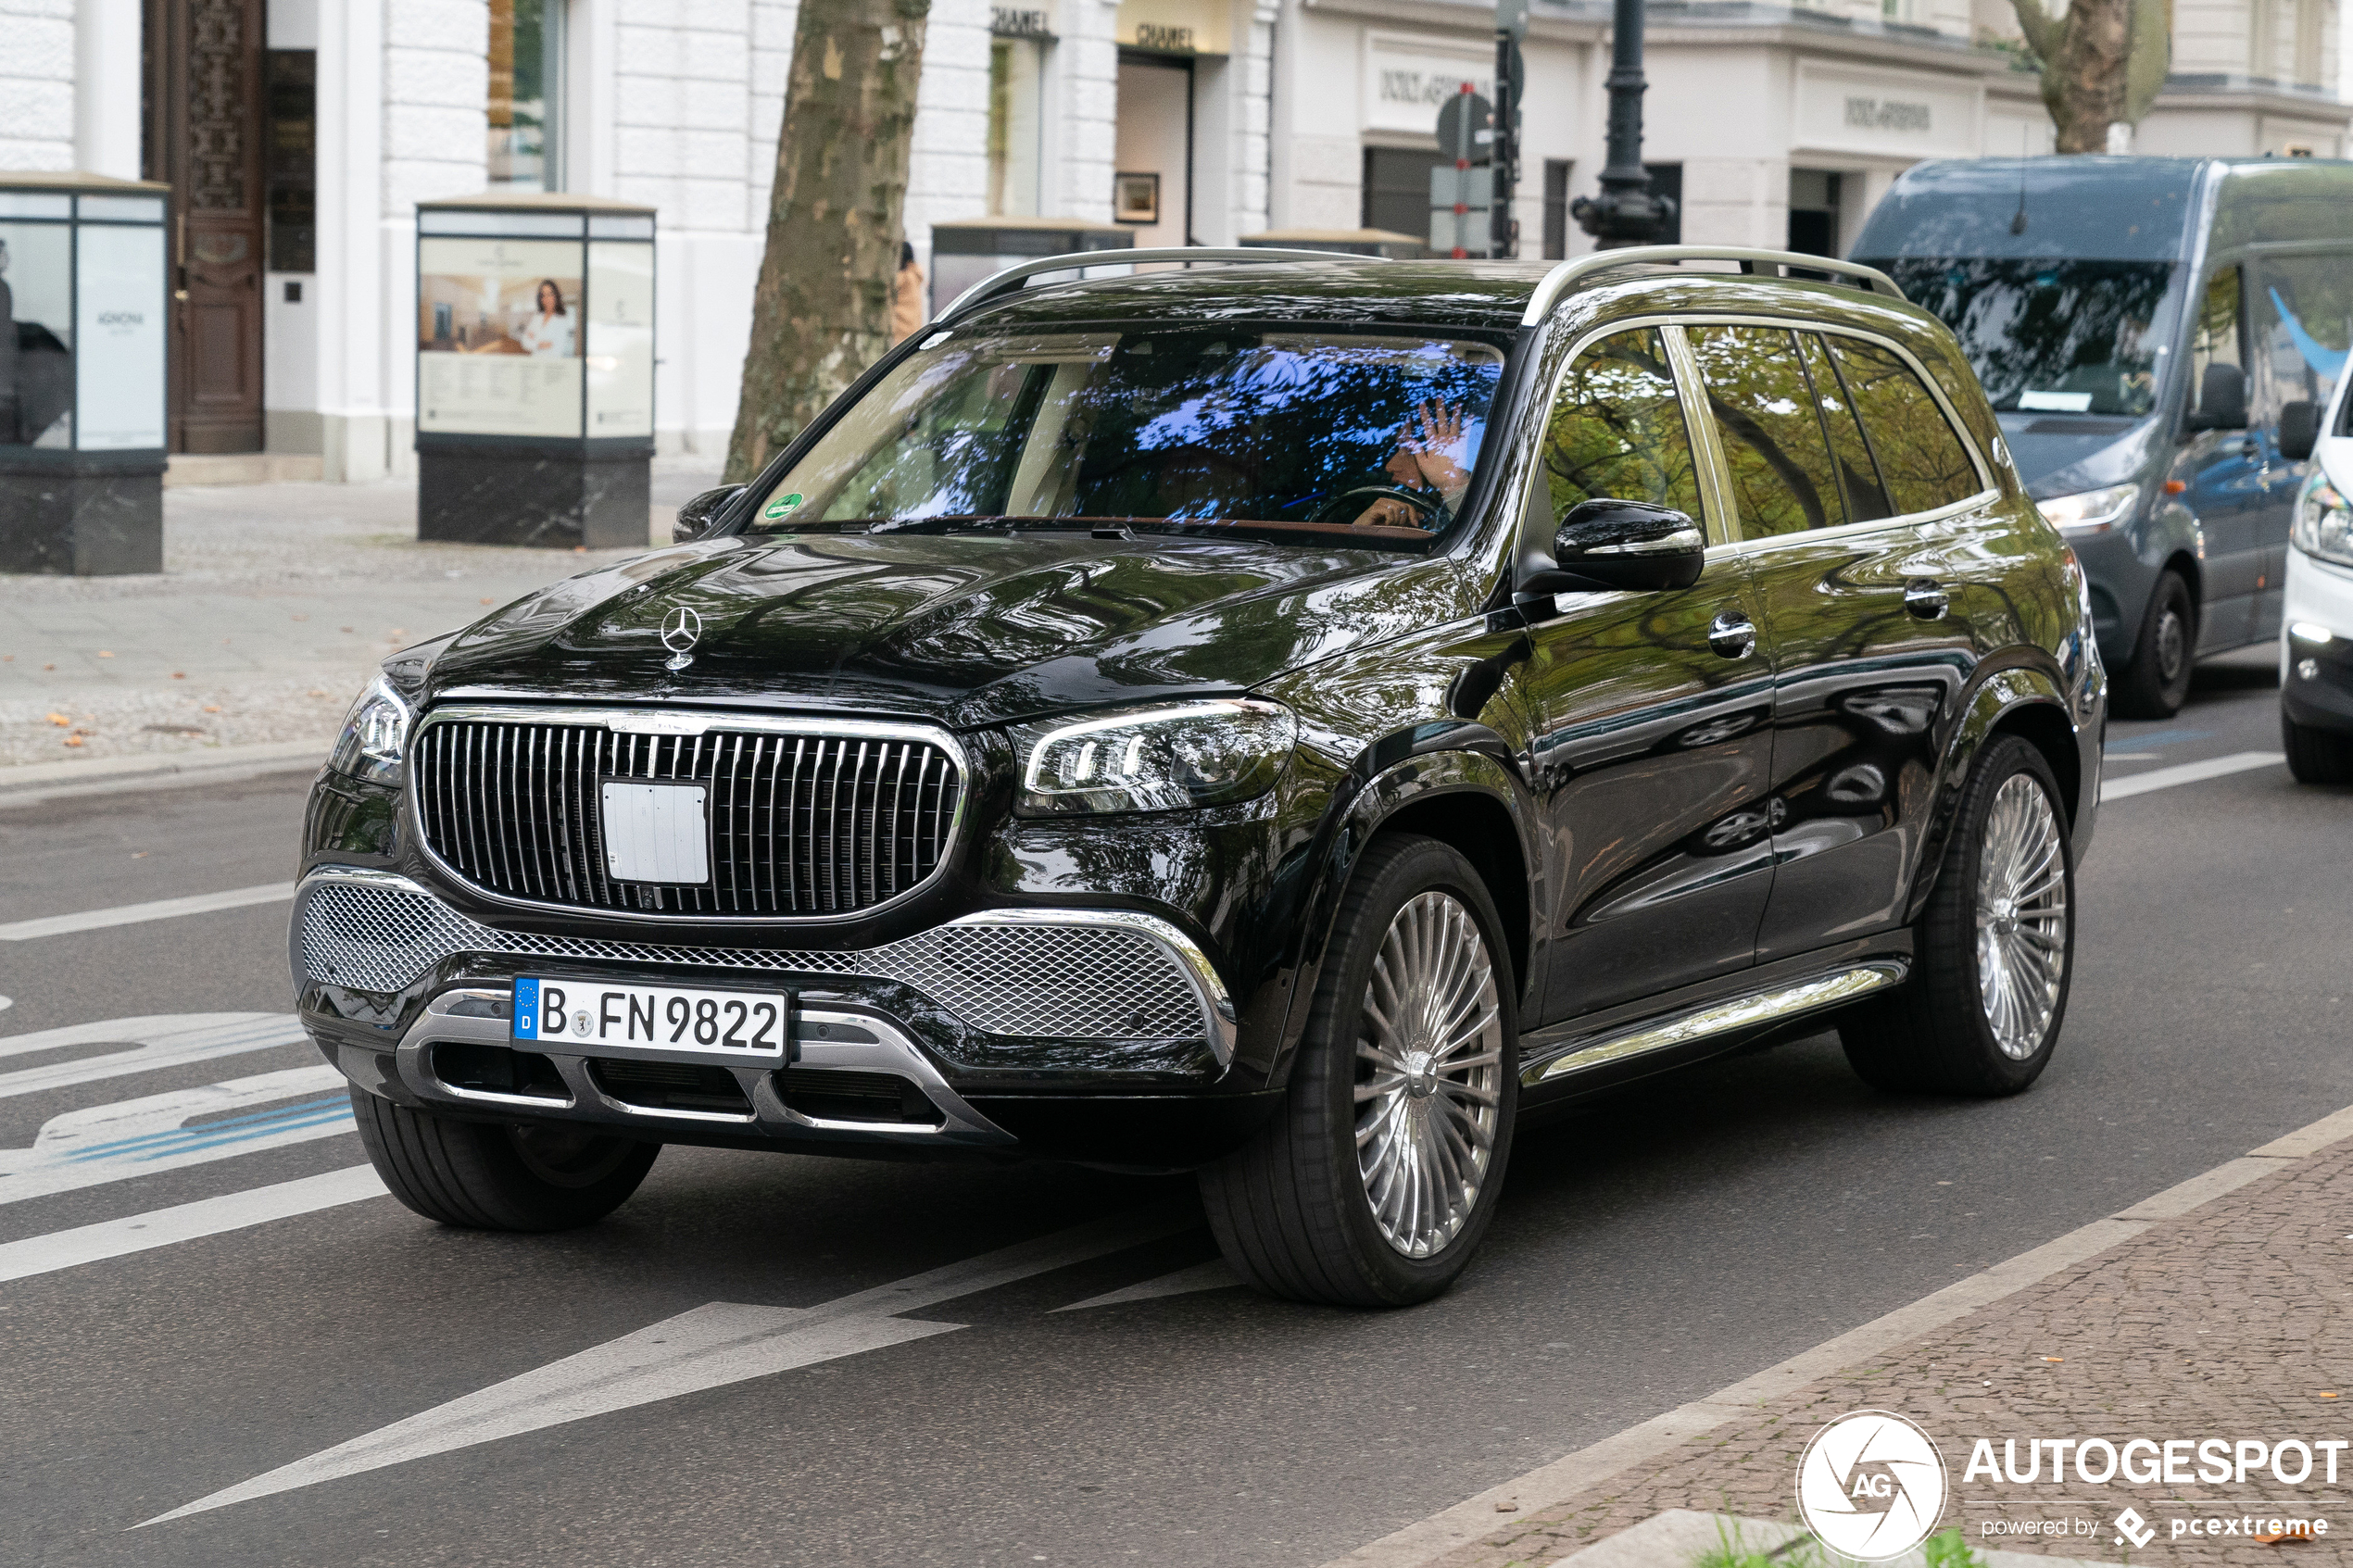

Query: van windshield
[1869,258,2183,418]
[749,328,1505,543]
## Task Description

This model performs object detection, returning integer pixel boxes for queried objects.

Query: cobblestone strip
[1318,1104,2353,1568]
[1428,1133,2353,1568]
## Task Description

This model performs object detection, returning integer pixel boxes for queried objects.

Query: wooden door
[148,0,266,453]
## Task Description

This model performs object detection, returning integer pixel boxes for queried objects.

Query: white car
[2282,382,2353,784]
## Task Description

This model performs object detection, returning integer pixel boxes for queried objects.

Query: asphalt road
[1,647,2344,1568]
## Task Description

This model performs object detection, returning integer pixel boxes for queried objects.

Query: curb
[1315,1100,2353,1568]
[0,742,326,809]
[1554,1510,2108,1568]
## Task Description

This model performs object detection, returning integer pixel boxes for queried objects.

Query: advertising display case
[414,194,655,547]
[0,172,169,574]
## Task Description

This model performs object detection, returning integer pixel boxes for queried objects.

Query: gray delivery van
[1853,157,2353,716]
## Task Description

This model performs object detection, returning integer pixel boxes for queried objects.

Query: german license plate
[512,976,788,1064]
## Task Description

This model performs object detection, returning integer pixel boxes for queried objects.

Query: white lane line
[0,1164,386,1287]
[0,1013,308,1101]
[1051,1257,1240,1312]
[142,1204,1197,1526]
[0,883,296,942]
[2100,750,2284,801]
[0,1066,351,1206]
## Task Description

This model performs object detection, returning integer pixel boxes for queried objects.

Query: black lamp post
[1569,0,1676,247]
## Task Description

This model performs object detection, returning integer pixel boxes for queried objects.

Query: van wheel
[2111,571,2196,719]
[1199,834,1517,1308]
[1841,736,2074,1097]
[2283,713,2353,784]
[351,1089,660,1231]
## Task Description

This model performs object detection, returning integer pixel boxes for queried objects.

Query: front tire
[352,1089,660,1231]
[2111,570,2196,719]
[1841,736,2074,1097]
[2283,712,2353,784]
[1200,834,1517,1308]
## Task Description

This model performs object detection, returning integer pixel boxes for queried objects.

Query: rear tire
[2110,571,2196,719]
[2283,713,2353,784]
[1200,834,1517,1308]
[1841,736,2074,1097]
[351,1089,660,1231]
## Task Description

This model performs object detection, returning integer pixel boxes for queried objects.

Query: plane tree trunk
[724,0,930,483]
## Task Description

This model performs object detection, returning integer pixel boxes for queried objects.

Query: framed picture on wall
[1114,172,1161,225]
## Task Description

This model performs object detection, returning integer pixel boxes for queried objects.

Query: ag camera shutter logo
[1795,1410,1949,1560]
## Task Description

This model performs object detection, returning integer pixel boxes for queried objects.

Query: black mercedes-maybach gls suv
[296,244,2104,1306]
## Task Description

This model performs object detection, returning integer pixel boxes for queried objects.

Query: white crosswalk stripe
[0,1013,308,1100]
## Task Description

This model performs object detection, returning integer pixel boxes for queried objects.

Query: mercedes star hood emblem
[661,606,703,671]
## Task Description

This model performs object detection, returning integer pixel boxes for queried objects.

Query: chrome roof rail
[1518,245,1906,327]
[933,245,1376,327]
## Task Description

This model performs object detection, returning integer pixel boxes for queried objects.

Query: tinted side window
[1800,332,1893,522]
[1536,327,1707,525]
[2253,253,2353,423]
[1825,336,1982,515]
[1687,324,1846,538]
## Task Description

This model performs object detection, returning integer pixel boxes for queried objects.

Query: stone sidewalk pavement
[1435,1126,2353,1567]
[0,470,719,768]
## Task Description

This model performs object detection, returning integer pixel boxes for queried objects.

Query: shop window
[988,37,1046,216]
[1363,147,1446,241]
[1541,160,1571,259]
[490,0,564,191]
[1788,169,1841,258]
[264,49,314,273]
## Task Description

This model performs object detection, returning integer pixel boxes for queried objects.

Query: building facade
[0,0,2342,485]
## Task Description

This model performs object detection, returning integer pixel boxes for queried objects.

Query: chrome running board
[1521,960,1909,1087]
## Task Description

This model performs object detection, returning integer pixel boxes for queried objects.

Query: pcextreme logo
[1795,1410,1950,1561]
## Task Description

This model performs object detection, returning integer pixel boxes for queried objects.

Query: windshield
[749,327,1505,542]
[1869,258,2184,418]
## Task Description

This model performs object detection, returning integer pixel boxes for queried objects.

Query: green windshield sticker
[763,493,804,521]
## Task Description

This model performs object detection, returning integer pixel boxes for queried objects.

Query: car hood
[1997,411,2167,500]
[422,530,1469,729]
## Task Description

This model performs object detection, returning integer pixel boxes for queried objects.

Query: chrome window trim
[1529,310,1999,558]
[407,705,971,929]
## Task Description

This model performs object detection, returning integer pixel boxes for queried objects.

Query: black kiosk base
[0,451,166,574]
[417,438,651,550]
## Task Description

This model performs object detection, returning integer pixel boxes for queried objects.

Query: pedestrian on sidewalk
[889,242,925,346]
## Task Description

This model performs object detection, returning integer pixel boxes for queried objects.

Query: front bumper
[296,867,1265,1163]
[2284,551,2353,734]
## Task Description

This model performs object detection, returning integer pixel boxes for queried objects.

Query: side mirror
[2280,399,2322,462]
[1546,498,1706,592]
[673,484,746,544]
[2184,362,2248,433]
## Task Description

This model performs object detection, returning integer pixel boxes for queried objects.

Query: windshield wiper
[865,515,1097,535]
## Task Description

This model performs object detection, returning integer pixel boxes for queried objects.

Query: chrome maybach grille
[410,715,963,919]
[297,876,1213,1044]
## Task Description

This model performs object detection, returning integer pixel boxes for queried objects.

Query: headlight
[2291,471,2353,569]
[327,673,412,785]
[1017,698,1295,816]
[2036,483,2139,538]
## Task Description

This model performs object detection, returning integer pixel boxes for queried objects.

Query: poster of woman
[415,236,585,437]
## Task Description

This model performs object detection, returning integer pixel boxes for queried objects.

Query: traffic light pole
[1569,0,1676,247]
[1491,0,1526,258]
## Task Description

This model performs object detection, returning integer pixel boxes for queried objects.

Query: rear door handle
[1904,579,1949,620]
[1706,610,1756,659]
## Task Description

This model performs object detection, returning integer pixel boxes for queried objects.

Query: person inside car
[1353,399,1472,528]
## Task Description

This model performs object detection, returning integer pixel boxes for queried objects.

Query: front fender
[1261,734,1541,1091]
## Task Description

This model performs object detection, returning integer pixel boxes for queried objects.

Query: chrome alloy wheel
[1974,773,2070,1060]
[1353,891,1504,1258]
